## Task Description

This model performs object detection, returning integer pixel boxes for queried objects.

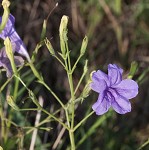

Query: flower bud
[80,36,88,55]
[0,0,10,33]
[2,0,10,7]
[59,15,68,56]
[4,37,18,75]
[45,38,55,55]
[83,60,88,74]
[40,20,47,40]
[4,37,13,59]
[82,83,91,99]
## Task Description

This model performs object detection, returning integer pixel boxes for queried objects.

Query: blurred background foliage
[1,0,149,149]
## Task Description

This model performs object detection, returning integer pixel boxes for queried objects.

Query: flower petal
[0,14,30,61]
[90,78,107,93]
[0,57,13,77]
[108,64,123,85]
[11,39,30,61]
[92,93,111,115]
[14,56,24,67]
[111,92,131,114]
[0,14,15,39]
[92,70,110,85]
[113,79,138,99]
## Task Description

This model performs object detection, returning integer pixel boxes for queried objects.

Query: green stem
[13,77,19,101]
[29,62,65,109]
[2,118,18,127]
[69,130,76,150]
[65,51,76,150]
[74,70,86,94]
[29,62,42,80]
[65,107,71,128]
[0,99,6,143]
[65,43,75,129]
[73,111,94,132]
[40,108,69,130]
[0,76,12,93]
[71,54,82,73]
[20,108,39,111]
[39,81,65,109]
[26,107,61,135]
[54,55,65,68]
[65,43,71,71]
[14,74,68,130]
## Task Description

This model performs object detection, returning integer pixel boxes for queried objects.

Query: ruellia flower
[0,14,30,61]
[0,14,30,77]
[90,64,138,115]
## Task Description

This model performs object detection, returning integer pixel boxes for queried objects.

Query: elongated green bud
[81,79,91,103]
[4,37,13,58]
[45,38,55,55]
[80,36,88,55]
[40,20,47,40]
[4,37,18,75]
[7,95,20,111]
[0,0,10,33]
[83,60,88,74]
[59,15,68,56]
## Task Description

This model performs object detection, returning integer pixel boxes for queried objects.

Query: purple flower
[0,14,30,61]
[0,14,30,77]
[90,64,138,115]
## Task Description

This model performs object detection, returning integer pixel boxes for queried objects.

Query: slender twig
[74,70,86,94]
[71,55,82,74]
[53,55,65,68]
[15,74,68,130]
[73,111,94,132]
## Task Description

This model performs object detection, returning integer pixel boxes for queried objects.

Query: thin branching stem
[73,111,94,132]
[74,70,86,94]
[53,55,65,68]
[71,54,83,74]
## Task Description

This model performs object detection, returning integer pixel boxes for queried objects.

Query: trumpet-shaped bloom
[90,64,138,115]
[0,14,30,60]
[0,14,30,77]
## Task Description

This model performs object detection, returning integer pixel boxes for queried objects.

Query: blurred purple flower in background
[90,64,138,115]
[0,14,30,77]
